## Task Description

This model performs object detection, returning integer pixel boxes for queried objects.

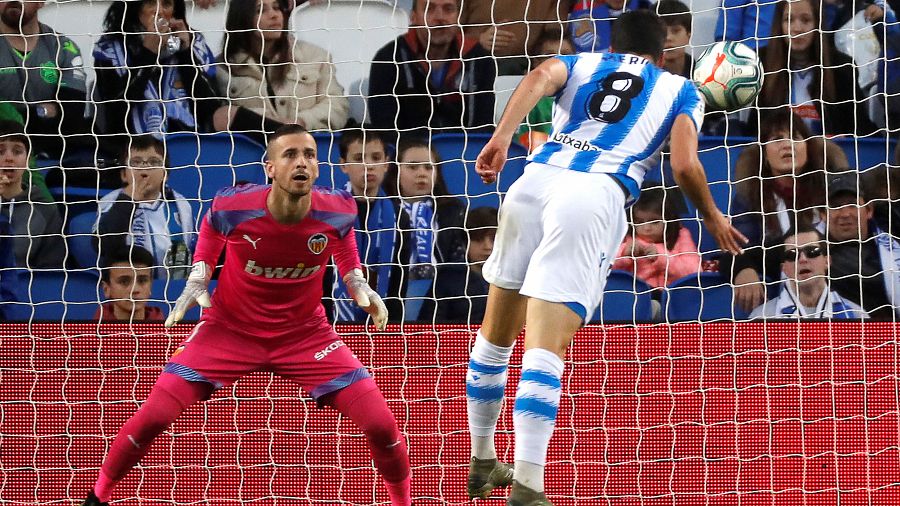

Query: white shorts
[482,162,629,321]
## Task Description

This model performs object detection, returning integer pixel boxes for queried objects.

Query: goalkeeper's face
[265,131,319,198]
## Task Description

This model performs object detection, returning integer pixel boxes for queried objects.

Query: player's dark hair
[266,123,310,154]
[339,128,391,160]
[630,183,684,251]
[100,246,156,283]
[610,10,667,61]
[656,0,692,32]
[121,135,167,167]
[0,120,30,152]
[466,207,498,242]
[384,137,452,198]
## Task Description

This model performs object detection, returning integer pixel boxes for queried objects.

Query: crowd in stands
[1,0,899,323]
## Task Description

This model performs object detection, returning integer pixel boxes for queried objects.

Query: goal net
[1,0,899,504]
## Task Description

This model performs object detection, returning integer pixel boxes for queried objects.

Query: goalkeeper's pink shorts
[162,316,371,403]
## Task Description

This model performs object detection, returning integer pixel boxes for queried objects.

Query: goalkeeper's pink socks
[331,378,412,505]
[92,375,210,502]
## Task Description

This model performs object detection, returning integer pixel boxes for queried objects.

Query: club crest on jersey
[308,233,328,254]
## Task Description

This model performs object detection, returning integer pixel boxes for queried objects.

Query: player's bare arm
[669,114,747,255]
[476,57,569,184]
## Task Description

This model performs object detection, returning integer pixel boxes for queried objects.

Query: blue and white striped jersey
[529,52,705,201]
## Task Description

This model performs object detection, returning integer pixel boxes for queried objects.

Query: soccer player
[82,125,411,506]
[464,11,748,505]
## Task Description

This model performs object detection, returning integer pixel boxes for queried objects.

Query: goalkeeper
[82,125,411,505]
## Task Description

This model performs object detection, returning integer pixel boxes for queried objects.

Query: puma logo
[243,234,261,249]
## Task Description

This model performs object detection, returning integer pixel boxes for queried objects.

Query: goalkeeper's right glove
[344,268,388,331]
[164,261,212,328]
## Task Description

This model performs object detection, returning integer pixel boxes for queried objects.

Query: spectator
[728,109,847,312]
[95,246,164,322]
[459,0,570,75]
[93,0,224,151]
[860,163,900,238]
[657,0,693,78]
[0,119,64,268]
[515,32,574,152]
[0,211,21,321]
[384,137,466,321]
[613,184,700,288]
[714,0,778,50]
[820,174,900,320]
[0,0,90,158]
[368,0,496,136]
[567,0,640,54]
[331,129,396,322]
[756,0,877,136]
[97,135,195,278]
[217,0,349,135]
[434,206,497,322]
[749,224,867,318]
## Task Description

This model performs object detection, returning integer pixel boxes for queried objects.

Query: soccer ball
[692,41,764,112]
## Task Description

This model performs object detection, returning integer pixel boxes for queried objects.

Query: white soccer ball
[692,41,764,112]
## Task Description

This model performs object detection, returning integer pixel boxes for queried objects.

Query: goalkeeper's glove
[164,261,212,328]
[344,268,388,331]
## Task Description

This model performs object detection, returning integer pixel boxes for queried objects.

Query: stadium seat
[291,0,408,92]
[150,278,218,322]
[591,270,655,323]
[660,271,749,322]
[12,270,102,322]
[432,133,528,209]
[66,211,100,270]
[835,136,896,171]
[164,133,268,222]
[313,132,349,190]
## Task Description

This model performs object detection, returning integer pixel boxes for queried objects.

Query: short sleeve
[554,55,579,78]
[674,79,705,131]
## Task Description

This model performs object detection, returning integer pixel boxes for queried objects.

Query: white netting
[1,0,899,504]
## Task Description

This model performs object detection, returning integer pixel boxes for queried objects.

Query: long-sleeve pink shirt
[194,184,361,334]
[612,227,701,288]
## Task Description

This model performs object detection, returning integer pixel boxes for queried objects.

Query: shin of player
[465,11,746,506]
[84,125,409,506]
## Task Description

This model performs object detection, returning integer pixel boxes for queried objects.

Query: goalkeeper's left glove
[344,268,388,331]
[165,261,212,328]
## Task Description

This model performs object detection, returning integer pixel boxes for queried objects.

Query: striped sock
[513,348,564,493]
[466,331,515,460]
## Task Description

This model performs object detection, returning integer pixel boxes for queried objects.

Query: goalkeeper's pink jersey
[193,184,362,333]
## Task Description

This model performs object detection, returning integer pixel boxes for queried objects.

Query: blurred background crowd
[0,0,898,323]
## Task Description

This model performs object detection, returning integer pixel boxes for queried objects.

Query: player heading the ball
[82,125,411,506]
[464,10,747,506]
